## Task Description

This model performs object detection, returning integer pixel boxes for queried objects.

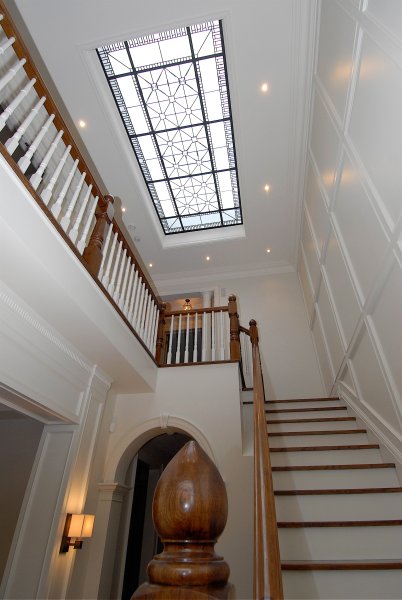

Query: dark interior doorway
[121,432,191,599]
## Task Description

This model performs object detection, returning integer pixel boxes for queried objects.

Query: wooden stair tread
[275,486,402,495]
[270,443,379,452]
[281,559,402,571]
[272,463,395,471]
[266,397,339,404]
[266,406,347,414]
[268,416,356,424]
[278,520,402,527]
[269,429,366,437]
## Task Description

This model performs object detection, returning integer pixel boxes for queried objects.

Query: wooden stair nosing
[278,519,402,528]
[268,416,356,424]
[272,463,396,472]
[269,428,366,437]
[270,443,379,452]
[281,559,402,571]
[266,406,347,414]
[275,486,402,495]
[266,397,340,404]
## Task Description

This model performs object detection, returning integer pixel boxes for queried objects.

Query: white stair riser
[267,409,349,420]
[279,526,402,560]
[270,448,382,466]
[282,569,402,599]
[269,433,369,447]
[267,400,342,410]
[276,493,402,520]
[268,420,358,432]
[273,468,399,490]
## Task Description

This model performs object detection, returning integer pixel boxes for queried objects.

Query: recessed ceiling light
[264,184,270,192]
[121,206,126,212]
[266,248,271,253]
[78,119,86,128]
[149,263,153,268]
[206,256,211,261]
[261,82,269,93]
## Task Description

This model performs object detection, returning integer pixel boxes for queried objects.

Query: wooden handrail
[164,305,228,317]
[249,320,283,600]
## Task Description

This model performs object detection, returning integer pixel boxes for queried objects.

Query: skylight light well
[98,20,242,234]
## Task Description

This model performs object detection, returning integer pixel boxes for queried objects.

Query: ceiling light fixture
[264,184,270,192]
[261,82,269,93]
[78,120,86,128]
[121,207,126,212]
[206,256,211,261]
[183,298,192,311]
[149,263,153,268]
[266,248,271,253]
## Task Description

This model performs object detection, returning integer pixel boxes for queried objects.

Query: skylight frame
[97,20,242,235]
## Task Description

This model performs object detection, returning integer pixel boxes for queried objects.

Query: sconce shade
[183,298,192,311]
[60,513,95,553]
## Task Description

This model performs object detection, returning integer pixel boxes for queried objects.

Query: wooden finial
[132,441,232,599]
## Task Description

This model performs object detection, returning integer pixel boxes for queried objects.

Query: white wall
[81,363,254,600]
[157,270,325,400]
[299,0,402,461]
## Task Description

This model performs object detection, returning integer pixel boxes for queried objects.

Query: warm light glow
[206,256,211,261]
[149,263,153,268]
[261,82,269,93]
[121,206,126,212]
[68,514,94,539]
[78,120,86,128]
[264,184,270,192]
[183,298,193,311]
[266,248,271,253]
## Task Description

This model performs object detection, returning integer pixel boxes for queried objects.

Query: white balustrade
[194,312,198,362]
[69,184,92,244]
[211,312,216,361]
[128,270,140,323]
[0,57,26,93]
[51,157,78,218]
[184,312,190,363]
[30,129,63,190]
[113,247,127,303]
[134,280,145,332]
[5,96,46,155]
[202,311,207,362]
[175,313,182,364]
[167,315,174,365]
[102,230,118,288]
[0,77,36,132]
[0,35,14,55]
[123,264,135,316]
[18,113,55,173]
[98,223,113,281]
[108,239,123,296]
[151,304,158,353]
[119,254,131,311]
[77,195,97,254]
[60,171,86,232]
[41,144,71,205]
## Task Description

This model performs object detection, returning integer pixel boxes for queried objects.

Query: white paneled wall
[299,0,402,460]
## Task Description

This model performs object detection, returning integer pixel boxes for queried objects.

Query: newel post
[131,441,232,599]
[82,194,114,277]
[249,319,259,346]
[155,303,166,365]
[228,294,240,361]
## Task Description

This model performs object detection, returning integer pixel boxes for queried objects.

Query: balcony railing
[0,2,160,359]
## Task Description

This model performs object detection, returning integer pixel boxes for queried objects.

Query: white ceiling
[6,0,316,284]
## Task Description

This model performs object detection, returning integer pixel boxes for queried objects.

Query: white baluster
[0,58,26,93]
[98,223,113,281]
[123,263,135,316]
[219,310,225,360]
[194,312,198,362]
[30,129,63,189]
[108,239,122,296]
[134,280,145,332]
[119,256,131,312]
[167,315,174,365]
[211,311,216,361]
[143,293,152,344]
[184,312,190,363]
[51,157,78,217]
[175,314,182,364]
[151,304,159,353]
[18,113,55,173]
[202,311,207,362]
[128,270,139,323]
[101,230,118,288]
[60,171,86,232]
[42,144,71,205]
[0,36,15,56]
[139,290,149,338]
[113,247,127,303]
[5,96,46,155]
[77,195,98,254]
[69,184,92,244]
[0,77,36,132]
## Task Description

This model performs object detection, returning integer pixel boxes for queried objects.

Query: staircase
[267,397,402,599]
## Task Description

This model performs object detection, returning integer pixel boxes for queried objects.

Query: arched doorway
[121,432,191,599]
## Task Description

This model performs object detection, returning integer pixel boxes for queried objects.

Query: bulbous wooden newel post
[82,194,114,277]
[228,294,240,361]
[132,441,233,600]
[155,303,166,365]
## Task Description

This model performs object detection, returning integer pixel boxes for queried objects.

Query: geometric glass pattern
[97,21,242,234]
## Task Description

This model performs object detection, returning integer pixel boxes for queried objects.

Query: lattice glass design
[98,20,242,234]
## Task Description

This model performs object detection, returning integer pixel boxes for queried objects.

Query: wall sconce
[60,513,95,553]
[183,298,192,311]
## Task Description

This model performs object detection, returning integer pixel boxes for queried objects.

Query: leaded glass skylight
[97,20,242,234]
